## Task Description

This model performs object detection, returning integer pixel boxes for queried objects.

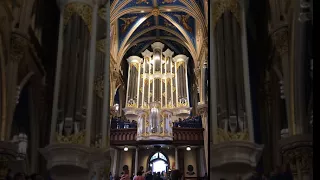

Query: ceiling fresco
[106,0,207,67]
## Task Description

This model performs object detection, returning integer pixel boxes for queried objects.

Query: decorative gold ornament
[212,0,241,31]
[64,3,93,33]
[216,128,249,143]
[130,62,139,69]
[176,61,185,68]
[56,131,85,144]
[127,103,137,108]
[177,102,188,107]
[152,7,160,16]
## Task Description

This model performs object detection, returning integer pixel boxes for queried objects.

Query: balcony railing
[111,116,202,130]
[110,127,204,145]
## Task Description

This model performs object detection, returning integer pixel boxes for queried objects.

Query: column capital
[163,49,174,58]
[151,42,165,51]
[141,49,153,58]
[173,55,189,63]
[197,103,208,114]
[127,56,143,64]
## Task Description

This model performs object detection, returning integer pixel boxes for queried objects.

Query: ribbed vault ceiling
[99,0,207,69]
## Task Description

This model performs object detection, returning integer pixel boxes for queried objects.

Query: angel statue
[174,14,192,33]
[120,16,137,33]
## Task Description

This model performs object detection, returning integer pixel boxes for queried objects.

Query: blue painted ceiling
[110,0,205,59]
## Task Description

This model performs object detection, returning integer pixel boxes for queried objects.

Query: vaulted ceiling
[100,0,207,69]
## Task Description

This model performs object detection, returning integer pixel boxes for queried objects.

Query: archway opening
[148,152,169,174]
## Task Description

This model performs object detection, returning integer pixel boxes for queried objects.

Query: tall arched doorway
[148,152,170,173]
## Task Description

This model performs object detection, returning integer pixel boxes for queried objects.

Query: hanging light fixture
[124,146,129,151]
[186,146,191,151]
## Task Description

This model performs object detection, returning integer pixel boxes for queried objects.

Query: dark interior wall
[246,0,270,172]
[38,0,59,176]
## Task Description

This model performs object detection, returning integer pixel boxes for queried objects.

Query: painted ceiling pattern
[103,0,207,67]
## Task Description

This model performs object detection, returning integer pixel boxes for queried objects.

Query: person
[110,172,114,180]
[120,170,130,180]
[203,173,208,180]
[160,171,166,180]
[155,172,162,180]
[171,170,181,180]
[133,172,144,180]
[145,171,153,180]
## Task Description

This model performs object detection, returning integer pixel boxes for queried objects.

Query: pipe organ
[123,42,191,141]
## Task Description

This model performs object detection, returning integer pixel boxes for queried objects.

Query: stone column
[85,2,99,146]
[175,147,179,170]
[197,104,208,172]
[134,147,139,175]
[101,0,111,149]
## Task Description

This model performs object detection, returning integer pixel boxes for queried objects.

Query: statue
[18,132,28,155]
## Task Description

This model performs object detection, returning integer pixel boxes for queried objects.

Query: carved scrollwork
[10,33,28,62]
[63,3,93,33]
[94,74,104,98]
[96,39,106,53]
[271,28,289,56]
[282,147,313,174]
[212,0,241,31]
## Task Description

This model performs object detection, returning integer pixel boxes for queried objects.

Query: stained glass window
[158,153,167,161]
[150,153,158,161]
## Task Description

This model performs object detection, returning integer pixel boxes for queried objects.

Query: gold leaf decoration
[212,0,241,32]
[56,131,86,144]
[64,3,93,33]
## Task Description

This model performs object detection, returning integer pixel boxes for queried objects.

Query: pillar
[197,105,208,172]
[134,147,139,175]
[101,0,111,149]
[175,147,179,170]
[85,2,99,146]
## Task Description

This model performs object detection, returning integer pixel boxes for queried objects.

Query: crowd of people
[111,117,137,129]
[110,169,208,180]
[173,116,202,128]
[5,169,45,180]
[111,115,203,130]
